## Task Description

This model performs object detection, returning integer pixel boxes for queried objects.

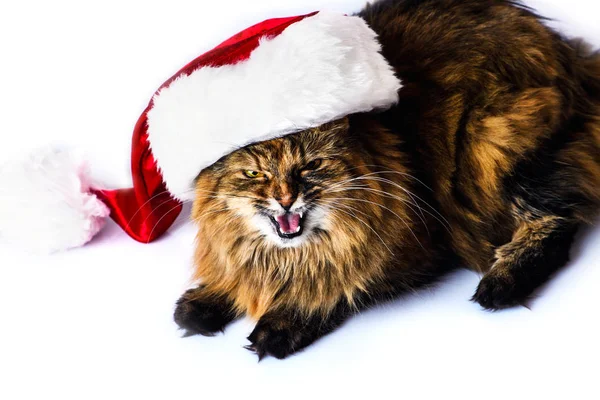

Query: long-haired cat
[174,0,600,359]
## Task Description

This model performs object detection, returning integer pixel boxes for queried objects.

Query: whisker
[138,191,236,229]
[146,200,233,243]
[324,185,431,234]
[123,189,176,231]
[326,173,407,193]
[332,176,451,229]
[193,207,231,223]
[137,197,197,230]
[325,172,438,226]
[318,197,424,250]
[315,199,395,255]
[343,165,433,191]
[122,187,214,232]
[325,184,451,233]
[146,202,189,243]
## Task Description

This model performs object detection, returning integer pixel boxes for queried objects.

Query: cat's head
[193,118,360,247]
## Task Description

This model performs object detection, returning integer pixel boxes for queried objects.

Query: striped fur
[175,0,600,359]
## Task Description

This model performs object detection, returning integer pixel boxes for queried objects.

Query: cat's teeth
[277,225,301,234]
[299,212,304,218]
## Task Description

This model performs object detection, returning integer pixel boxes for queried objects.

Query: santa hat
[0,11,401,253]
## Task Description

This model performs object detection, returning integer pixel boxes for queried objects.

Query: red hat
[1,11,401,253]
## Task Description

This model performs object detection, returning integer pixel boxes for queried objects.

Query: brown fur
[189,119,441,320]
[175,0,600,359]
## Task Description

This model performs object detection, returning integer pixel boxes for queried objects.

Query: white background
[1,1,599,399]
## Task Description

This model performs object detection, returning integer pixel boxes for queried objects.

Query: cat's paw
[174,288,236,337]
[245,318,304,360]
[472,270,528,310]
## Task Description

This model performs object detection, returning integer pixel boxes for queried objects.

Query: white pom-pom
[0,147,110,253]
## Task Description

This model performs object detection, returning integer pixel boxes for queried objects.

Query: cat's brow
[242,146,266,169]
[286,135,307,162]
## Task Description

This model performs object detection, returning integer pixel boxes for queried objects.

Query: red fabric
[94,12,318,244]
[94,113,181,243]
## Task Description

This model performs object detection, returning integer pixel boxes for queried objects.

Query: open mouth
[269,212,305,239]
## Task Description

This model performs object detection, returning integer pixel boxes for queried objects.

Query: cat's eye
[243,170,265,179]
[303,159,322,171]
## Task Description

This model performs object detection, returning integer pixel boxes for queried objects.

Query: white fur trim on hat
[0,147,110,253]
[146,11,402,201]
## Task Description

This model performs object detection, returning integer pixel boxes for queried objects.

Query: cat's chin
[267,235,309,248]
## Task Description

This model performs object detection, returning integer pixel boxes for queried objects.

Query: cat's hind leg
[472,214,578,310]
[174,285,238,336]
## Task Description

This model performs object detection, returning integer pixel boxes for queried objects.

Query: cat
[174,0,600,359]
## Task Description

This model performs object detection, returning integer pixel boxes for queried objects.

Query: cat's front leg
[174,285,238,336]
[245,303,352,360]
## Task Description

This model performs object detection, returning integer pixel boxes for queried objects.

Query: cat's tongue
[276,213,301,234]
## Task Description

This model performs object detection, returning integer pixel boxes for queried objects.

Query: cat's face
[196,119,354,247]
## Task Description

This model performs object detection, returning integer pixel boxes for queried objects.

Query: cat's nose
[277,194,296,211]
